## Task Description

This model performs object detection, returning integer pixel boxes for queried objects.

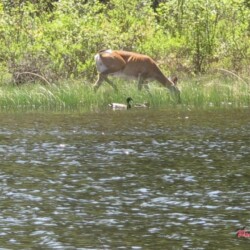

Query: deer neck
[154,69,173,89]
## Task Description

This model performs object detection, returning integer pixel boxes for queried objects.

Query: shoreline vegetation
[0,76,249,112]
[0,0,250,112]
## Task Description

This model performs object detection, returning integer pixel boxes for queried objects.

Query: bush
[0,0,250,85]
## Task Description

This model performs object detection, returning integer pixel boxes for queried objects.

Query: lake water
[0,108,249,249]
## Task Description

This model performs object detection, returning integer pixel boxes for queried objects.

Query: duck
[134,101,150,108]
[108,97,133,110]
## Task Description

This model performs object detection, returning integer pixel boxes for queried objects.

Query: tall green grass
[0,77,249,112]
[182,77,250,108]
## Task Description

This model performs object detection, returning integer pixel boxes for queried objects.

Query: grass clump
[183,77,249,108]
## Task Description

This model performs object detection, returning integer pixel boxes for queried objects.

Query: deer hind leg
[105,78,118,92]
[94,73,118,92]
[94,73,105,92]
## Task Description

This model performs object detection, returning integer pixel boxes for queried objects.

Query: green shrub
[0,0,250,85]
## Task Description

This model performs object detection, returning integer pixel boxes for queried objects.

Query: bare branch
[217,68,248,84]
[16,71,51,85]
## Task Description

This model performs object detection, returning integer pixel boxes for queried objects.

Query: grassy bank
[0,76,249,112]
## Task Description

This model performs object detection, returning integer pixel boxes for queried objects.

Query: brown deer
[94,49,180,102]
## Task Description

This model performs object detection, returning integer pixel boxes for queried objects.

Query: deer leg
[93,73,105,92]
[142,82,153,97]
[94,73,118,92]
[138,74,152,95]
[137,74,144,91]
[105,77,118,92]
[143,83,150,91]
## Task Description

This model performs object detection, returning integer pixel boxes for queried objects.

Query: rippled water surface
[0,109,249,249]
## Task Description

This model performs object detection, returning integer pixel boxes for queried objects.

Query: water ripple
[0,110,249,249]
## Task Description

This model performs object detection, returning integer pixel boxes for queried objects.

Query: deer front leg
[137,74,151,95]
[137,74,144,91]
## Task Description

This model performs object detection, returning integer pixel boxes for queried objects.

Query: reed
[181,77,250,108]
[0,77,249,111]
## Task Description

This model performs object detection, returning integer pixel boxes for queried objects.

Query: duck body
[108,97,133,110]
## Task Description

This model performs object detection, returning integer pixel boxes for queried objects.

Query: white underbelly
[110,71,138,80]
